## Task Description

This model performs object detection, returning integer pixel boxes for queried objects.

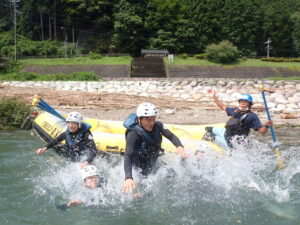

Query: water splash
[29,137,300,224]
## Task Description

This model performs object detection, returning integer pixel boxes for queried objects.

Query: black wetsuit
[124,121,183,179]
[46,129,97,163]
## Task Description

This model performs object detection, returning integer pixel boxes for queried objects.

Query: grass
[165,57,300,68]
[266,76,300,81]
[0,71,102,81]
[20,56,132,66]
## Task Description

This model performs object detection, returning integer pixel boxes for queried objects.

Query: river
[1,128,300,225]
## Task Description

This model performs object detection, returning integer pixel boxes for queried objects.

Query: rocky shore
[1,79,300,114]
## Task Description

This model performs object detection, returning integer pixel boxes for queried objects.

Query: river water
[1,128,300,225]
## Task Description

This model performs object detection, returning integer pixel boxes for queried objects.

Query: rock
[276,98,288,104]
[192,93,203,101]
[284,84,295,89]
[280,113,298,119]
[277,104,286,110]
[264,80,275,85]
[286,103,299,109]
[217,80,226,86]
[227,81,237,87]
[165,108,176,114]
[287,96,300,103]
[180,93,190,100]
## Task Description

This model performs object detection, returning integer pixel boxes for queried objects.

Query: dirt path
[1,85,299,125]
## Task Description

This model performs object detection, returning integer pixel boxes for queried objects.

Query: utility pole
[11,0,20,61]
[265,38,272,58]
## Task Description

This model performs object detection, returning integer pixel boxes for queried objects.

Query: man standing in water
[120,102,188,194]
[205,90,272,148]
[36,112,97,168]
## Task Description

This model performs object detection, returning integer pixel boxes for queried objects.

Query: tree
[262,0,296,56]
[110,0,147,55]
[291,12,300,55]
[221,0,264,56]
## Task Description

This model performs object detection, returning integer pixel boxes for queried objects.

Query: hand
[264,120,273,128]
[120,178,136,194]
[208,89,216,98]
[67,200,82,207]
[80,161,89,169]
[176,146,189,158]
[36,147,47,155]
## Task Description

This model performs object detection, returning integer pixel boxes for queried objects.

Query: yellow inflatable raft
[32,111,225,156]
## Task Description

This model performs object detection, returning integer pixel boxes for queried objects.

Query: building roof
[141,49,169,54]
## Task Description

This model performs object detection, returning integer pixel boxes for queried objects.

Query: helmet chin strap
[238,107,250,113]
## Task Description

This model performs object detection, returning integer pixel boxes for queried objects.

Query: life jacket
[225,109,250,147]
[123,113,163,158]
[65,122,91,154]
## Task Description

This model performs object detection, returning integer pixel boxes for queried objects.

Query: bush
[194,54,206,59]
[89,51,103,59]
[0,97,32,129]
[0,60,21,73]
[205,40,240,63]
[261,57,300,62]
[177,53,188,59]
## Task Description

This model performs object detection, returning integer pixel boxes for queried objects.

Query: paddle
[32,95,91,129]
[259,85,285,169]
[32,95,66,120]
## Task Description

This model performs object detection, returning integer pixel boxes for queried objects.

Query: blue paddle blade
[37,98,66,121]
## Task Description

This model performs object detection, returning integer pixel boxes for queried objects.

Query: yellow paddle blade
[275,148,285,170]
[32,95,40,106]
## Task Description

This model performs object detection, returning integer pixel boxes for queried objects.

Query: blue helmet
[239,94,253,104]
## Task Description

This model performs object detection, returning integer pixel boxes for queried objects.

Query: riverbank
[1,79,299,126]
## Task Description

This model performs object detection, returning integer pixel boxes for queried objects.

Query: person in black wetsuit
[120,102,188,194]
[36,112,97,168]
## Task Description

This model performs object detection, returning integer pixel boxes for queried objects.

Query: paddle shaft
[261,90,277,146]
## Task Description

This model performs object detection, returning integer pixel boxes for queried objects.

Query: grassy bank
[0,71,101,81]
[165,57,300,69]
[20,56,131,66]
[0,97,32,130]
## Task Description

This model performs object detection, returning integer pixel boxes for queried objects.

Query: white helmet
[81,165,99,180]
[66,112,83,124]
[136,102,158,117]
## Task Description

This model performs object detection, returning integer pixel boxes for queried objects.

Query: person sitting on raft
[57,165,104,209]
[120,102,188,194]
[36,112,97,168]
[204,90,273,149]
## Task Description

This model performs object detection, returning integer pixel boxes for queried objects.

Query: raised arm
[208,90,227,111]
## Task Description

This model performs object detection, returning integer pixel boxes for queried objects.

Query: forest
[0,0,300,57]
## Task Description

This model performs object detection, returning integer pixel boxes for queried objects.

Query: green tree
[222,0,264,56]
[110,0,147,55]
[291,12,300,55]
[262,0,295,56]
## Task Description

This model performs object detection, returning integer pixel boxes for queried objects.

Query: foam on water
[28,136,300,224]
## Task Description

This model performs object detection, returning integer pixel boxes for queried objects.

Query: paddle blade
[275,148,285,170]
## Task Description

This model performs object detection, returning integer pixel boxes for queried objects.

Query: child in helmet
[205,90,272,148]
[57,165,103,209]
[121,102,188,194]
[36,112,97,168]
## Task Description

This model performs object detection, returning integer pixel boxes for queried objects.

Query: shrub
[0,60,21,73]
[261,57,300,62]
[177,53,188,59]
[194,54,206,59]
[205,40,240,63]
[0,97,32,129]
[89,51,103,59]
